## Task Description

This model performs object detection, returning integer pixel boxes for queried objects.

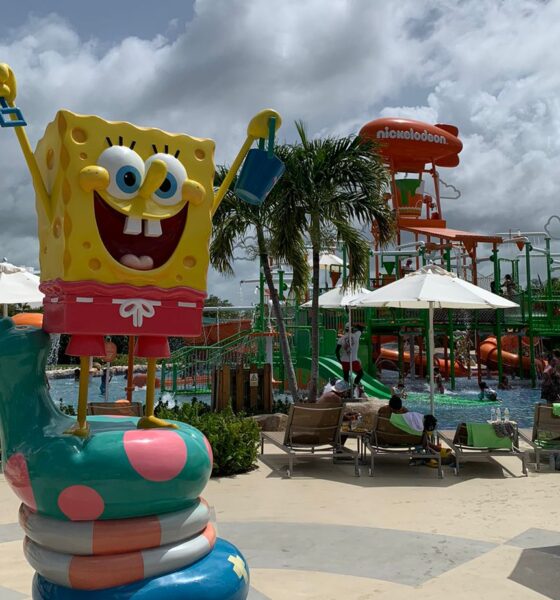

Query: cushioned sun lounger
[518,403,560,471]
[260,404,359,478]
[439,422,527,476]
[364,414,443,479]
[87,401,144,416]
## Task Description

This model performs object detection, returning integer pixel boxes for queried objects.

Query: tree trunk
[308,217,321,402]
[256,227,300,403]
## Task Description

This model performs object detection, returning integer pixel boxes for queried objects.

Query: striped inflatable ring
[32,538,250,600]
[19,498,210,556]
[24,523,217,590]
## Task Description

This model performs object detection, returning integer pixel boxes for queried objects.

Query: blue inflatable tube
[32,539,249,600]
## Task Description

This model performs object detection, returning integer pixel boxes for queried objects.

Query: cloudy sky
[1,0,559,302]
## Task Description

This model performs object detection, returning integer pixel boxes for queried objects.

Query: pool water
[381,374,542,428]
[48,374,543,429]
[49,375,147,407]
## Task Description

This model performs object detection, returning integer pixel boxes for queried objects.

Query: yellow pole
[66,355,90,437]
[126,336,135,402]
[212,135,255,215]
[137,356,178,429]
[7,100,52,219]
[145,358,156,418]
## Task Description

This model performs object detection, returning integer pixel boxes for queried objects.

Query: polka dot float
[123,430,187,482]
[4,453,37,510]
[203,435,213,470]
[58,485,104,521]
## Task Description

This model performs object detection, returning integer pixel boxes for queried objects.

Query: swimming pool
[382,375,542,428]
[48,374,543,428]
[49,375,148,407]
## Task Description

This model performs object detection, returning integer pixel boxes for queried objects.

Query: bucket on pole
[234,117,285,206]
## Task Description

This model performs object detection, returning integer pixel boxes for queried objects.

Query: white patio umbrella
[300,285,371,310]
[351,264,518,413]
[308,252,344,288]
[301,285,371,390]
[307,252,344,268]
[0,262,43,317]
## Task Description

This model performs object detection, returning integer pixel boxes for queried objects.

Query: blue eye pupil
[155,173,178,199]
[116,165,141,193]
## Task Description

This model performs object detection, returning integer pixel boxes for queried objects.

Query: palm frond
[329,216,371,287]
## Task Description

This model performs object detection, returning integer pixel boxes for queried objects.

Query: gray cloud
[1,0,559,299]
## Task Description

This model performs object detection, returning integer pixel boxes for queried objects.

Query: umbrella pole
[2,304,7,318]
[428,302,435,415]
[348,307,354,395]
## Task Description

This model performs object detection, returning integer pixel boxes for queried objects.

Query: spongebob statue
[0,63,281,599]
[0,63,281,435]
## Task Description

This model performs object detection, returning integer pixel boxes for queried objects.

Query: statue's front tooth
[144,219,162,238]
[124,217,142,235]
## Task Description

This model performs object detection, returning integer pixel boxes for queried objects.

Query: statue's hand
[0,64,17,104]
[247,109,282,139]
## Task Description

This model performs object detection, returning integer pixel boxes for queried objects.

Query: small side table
[340,427,370,463]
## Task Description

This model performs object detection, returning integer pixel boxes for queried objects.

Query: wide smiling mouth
[94,192,188,271]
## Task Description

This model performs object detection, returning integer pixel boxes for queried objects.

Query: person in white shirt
[336,323,364,391]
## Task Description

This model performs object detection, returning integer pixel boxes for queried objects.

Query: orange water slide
[377,347,470,376]
[479,336,545,375]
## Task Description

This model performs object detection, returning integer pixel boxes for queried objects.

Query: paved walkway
[1,446,559,599]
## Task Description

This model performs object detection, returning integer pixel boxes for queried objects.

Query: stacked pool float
[0,321,250,599]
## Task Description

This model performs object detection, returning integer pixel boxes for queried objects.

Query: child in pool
[434,367,445,394]
[478,381,498,401]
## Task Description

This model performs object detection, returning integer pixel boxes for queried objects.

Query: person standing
[433,366,445,394]
[541,363,560,405]
[336,323,364,393]
[100,367,112,396]
[500,274,516,299]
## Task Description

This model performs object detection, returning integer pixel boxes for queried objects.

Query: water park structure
[0,62,287,599]
[161,118,560,403]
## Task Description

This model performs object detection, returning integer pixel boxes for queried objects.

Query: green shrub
[155,400,260,477]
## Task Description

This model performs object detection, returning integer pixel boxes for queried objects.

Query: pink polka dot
[123,430,187,482]
[58,485,105,521]
[4,453,37,510]
[203,436,213,470]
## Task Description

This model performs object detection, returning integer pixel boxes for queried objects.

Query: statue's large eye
[145,153,187,206]
[97,147,145,200]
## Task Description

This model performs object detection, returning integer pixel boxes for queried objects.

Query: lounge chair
[87,402,144,416]
[440,423,527,476]
[518,403,560,471]
[364,414,443,479]
[260,404,359,478]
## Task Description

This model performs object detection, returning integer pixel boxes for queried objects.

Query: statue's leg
[137,339,177,430]
[65,356,90,437]
[64,335,105,437]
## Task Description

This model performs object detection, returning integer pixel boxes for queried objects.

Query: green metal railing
[161,332,260,396]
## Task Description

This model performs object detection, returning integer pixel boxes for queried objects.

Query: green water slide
[298,356,391,399]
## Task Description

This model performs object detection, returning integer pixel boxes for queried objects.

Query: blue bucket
[234,148,285,206]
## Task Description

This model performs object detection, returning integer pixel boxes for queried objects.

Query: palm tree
[210,156,308,403]
[273,122,394,402]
